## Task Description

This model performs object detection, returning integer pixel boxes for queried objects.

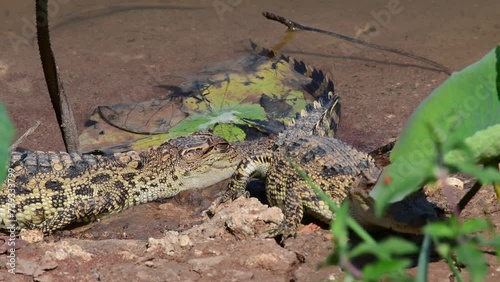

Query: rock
[20,229,44,243]
[188,255,227,272]
[197,197,283,240]
[147,231,193,255]
[43,240,93,262]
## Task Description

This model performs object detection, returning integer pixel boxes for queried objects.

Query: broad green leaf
[456,242,488,282]
[0,104,14,184]
[212,124,247,143]
[371,45,500,215]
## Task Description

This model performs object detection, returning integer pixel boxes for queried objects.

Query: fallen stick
[35,0,79,153]
[262,11,452,75]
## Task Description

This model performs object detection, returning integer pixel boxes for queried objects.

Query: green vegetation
[0,104,14,184]
[301,45,500,281]
[371,46,500,211]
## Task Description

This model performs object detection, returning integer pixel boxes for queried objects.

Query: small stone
[20,229,44,243]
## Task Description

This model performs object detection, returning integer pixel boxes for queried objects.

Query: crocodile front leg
[222,154,274,202]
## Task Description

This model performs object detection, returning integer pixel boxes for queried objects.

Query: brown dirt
[1,0,499,281]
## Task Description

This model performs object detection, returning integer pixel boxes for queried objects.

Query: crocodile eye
[180,147,205,161]
[213,140,230,152]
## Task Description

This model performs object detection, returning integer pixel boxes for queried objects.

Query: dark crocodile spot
[304,68,325,94]
[75,159,93,171]
[51,195,68,208]
[293,59,307,75]
[21,197,43,205]
[114,181,125,189]
[322,165,342,177]
[39,166,52,173]
[172,175,178,181]
[301,146,326,164]
[75,186,93,196]
[285,141,301,154]
[20,152,29,161]
[64,166,83,179]
[122,173,136,182]
[15,186,34,195]
[15,175,29,184]
[45,180,64,191]
[91,173,111,184]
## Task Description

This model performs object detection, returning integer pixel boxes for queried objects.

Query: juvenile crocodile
[222,101,440,239]
[0,133,246,234]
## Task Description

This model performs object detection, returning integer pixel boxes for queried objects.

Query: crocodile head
[158,133,242,191]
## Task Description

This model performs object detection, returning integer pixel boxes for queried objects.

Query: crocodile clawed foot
[220,189,250,203]
[266,223,297,243]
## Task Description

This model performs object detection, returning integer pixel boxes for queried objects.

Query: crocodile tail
[312,92,341,137]
[249,41,335,108]
[249,41,340,138]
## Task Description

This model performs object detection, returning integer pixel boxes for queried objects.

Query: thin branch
[456,180,482,215]
[36,0,79,152]
[262,11,452,75]
[10,121,41,151]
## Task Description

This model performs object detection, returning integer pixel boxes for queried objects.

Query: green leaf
[350,237,418,259]
[459,218,493,235]
[0,104,14,184]
[476,235,500,249]
[424,221,457,239]
[456,242,488,282]
[416,233,432,282]
[362,259,411,281]
[212,123,247,143]
[331,201,349,246]
[371,45,500,215]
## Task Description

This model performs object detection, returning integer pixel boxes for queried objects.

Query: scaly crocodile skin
[1,133,240,234]
[223,101,440,239]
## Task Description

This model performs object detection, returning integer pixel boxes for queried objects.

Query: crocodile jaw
[181,160,239,190]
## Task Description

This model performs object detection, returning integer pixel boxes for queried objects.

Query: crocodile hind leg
[267,183,336,240]
[267,185,305,240]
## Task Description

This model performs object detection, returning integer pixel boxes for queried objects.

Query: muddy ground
[0,0,499,281]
